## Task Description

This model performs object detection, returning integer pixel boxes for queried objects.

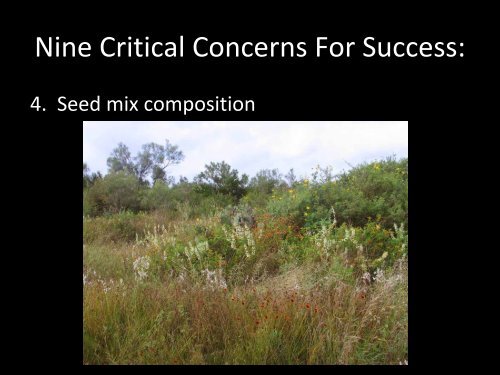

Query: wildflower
[305,303,311,309]
[255,320,260,325]
[201,268,227,290]
[362,272,372,285]
[133,255,151,281]
[186,240,210,262]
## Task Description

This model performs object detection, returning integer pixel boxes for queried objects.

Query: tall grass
[83,209,408,365]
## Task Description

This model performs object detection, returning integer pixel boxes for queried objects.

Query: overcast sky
[83,121,408,180]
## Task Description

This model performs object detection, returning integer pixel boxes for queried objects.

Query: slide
[13,10,475,367]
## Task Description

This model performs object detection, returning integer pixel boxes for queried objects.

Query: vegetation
[83,140,408,365]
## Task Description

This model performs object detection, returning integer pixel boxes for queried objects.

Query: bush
[316,157,408,228]
[84,172,142,216]
[194,161,249,202]
[309,220,408,275]
[266,183,314,228]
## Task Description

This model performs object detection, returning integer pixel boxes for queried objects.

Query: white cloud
[83,121,408,180]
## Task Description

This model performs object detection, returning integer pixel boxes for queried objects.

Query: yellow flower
[288,189,294,194]
[306,206,310,210]
[304,212,308,217]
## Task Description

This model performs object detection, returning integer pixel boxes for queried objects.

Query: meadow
[83,151,408,365]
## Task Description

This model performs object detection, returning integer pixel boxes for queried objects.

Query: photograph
[83,121,408,365]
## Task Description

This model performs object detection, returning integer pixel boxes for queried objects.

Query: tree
[134,140,184,183]
[285,168,297,186]
[195,161,249,200]
[83,162,89,188]
[107,140,185,184]
[311,165,334,184]
[178,175,189,184]
[107,143,135,175]
[83,162,102,189]
[249,169,284,195]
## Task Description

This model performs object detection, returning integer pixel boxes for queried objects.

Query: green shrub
[266,183,313,228]
[84,172,142,216]
[315,157,408,229]
[140,180,172,210]
[313,221,408,275]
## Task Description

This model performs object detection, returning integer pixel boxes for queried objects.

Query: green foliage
[83,162,102,189]
[89,142,407,231]
[135,140,185,183]
[83,155,409,365]
[107,140,184,184]
[106,143,135,175]
[140,180,172,210]
[264,157,408,231]
[316,157,408,228]
[84,172,142,216]
[244,169,286,207]
[266,183,314,228]
[323,221,408,274]
[84,211,152,243]
[195,161,249,201]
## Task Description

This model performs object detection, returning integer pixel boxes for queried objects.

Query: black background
[12,11,476,369]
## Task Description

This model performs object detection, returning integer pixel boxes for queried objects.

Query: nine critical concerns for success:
[36,35,464,59]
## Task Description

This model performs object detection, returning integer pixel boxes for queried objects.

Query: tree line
[83,139,408,230]
[83,140,295,216]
